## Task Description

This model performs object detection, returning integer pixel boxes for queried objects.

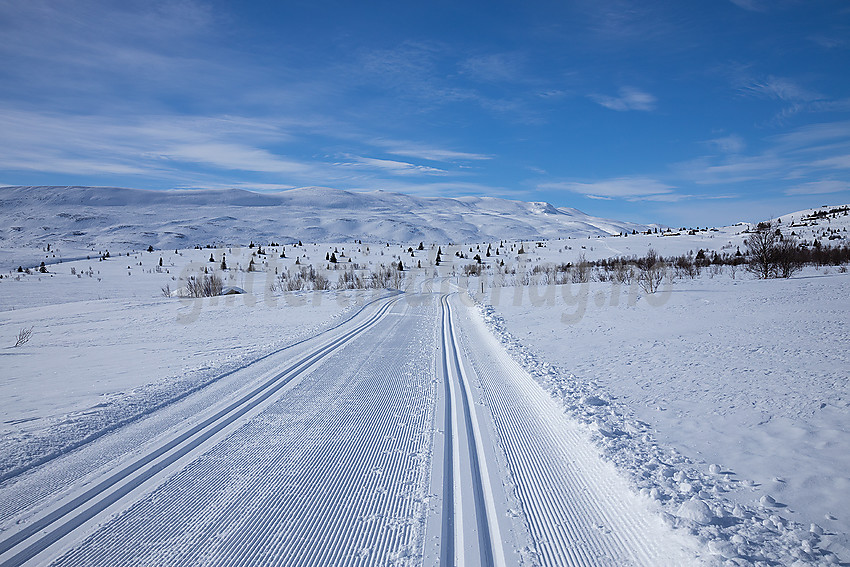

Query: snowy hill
[0,185,651,251]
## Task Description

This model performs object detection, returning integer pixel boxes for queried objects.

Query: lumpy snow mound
[0,185,650,252]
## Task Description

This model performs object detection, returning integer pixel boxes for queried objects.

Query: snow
[457,204,850,565]
[1,191,848,565]
[0,246,388,481]
[480,268,850,558]
[0,186,651,255]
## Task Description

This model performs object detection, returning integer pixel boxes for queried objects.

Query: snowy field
[481,270,850,562]
[1,199,848,565]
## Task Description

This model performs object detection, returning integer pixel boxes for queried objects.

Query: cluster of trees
[272,263,406,292]
[744,222,850,279]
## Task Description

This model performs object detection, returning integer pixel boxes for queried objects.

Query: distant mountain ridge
[0,185,652,249]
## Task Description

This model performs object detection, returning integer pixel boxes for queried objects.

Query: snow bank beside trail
[0,289,378,482]
[475,270,849,566]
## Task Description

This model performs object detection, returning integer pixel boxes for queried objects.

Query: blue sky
[1,0,849,226]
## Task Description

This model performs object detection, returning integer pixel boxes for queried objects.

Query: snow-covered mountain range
[0,185,651,250]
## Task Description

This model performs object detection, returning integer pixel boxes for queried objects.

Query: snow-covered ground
[1,281,383,483]
[479,270,850,562]
[0,185,652,252]
[1,198,848,565]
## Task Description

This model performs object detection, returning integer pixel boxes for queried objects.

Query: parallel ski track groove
[48,298,434,566]
[439,296,454,566]
[454,302,674,566]
[440,294,496,567]
[0,293,401,491]
[0,295,402,567]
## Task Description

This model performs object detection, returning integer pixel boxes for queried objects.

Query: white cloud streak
[369,139,491,163]
[785,180,850,196]
[337,156,447,176]
[706,134,746,154]
[540,177,676,200]
[589,87,656,112]
[739,76,822,102]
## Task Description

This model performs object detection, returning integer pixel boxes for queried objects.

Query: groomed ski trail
[0,291,704,566]
[432,294,507,567]
[1,294,435,566]
[444,293,703,566]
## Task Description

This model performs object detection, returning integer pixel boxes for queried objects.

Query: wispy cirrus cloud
[727,0,800,12]
[785,180,850,196]
[676,120,850,186]
[160,143,311,175]
[0,107,499,194]
[458,52,527,83]
[589,87,656,111]
[738,75,822,102]
[369,139,491,163]
[336,155,447,176]
[705,134,746,154]
[0,109,303,177]
[728,0,767,12]
[539,176,676,200]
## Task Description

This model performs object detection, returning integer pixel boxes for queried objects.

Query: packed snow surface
[1,196,848,565]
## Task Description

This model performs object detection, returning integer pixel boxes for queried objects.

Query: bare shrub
[313,273,331,290]
[186,274,223,297]
[13,326,33,347]
[673,254,699,279]
[636,249,666,294]
[774,236,804,278]
[572,254,591,283]
[463,263,484,277]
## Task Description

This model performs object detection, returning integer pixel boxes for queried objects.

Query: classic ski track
[0,292,401,490]
[438,294,505,567]
[46,296,436,566]
[449,295,701,567]
[0,295,405,567]
[1,291,701,567]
